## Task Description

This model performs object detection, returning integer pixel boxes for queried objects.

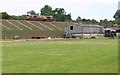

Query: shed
[64,24,104,38]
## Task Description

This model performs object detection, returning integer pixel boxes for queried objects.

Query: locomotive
[26,15,53,21]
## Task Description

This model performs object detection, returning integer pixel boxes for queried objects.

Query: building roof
[67,24,103,28]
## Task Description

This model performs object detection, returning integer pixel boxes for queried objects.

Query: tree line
[1,5,120,25]
[1,5,72,22]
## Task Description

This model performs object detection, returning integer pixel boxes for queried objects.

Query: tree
[76,16,81,23]
[1,12,9,19]
[82,18,88,21]
[100,19,114,27]
[27,10,37,15]
[54,8,66,15]
[113,10,120,20]
[109,20,115,24]
[40,5,72,22]
[9,15,18,20]
[103,19,108,23]
[65,13,72,22]
[113,10,120,25]
[40,5,53,16]
[91,19,98,24]
[53,8,67,22]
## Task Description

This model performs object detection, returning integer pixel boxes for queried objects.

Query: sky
[0,0,119,21]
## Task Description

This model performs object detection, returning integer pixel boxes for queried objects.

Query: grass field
[2,39,118,73]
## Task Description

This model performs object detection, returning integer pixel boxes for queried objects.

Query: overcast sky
[0,0,119,21]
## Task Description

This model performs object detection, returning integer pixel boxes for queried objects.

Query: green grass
[2,39,118,73]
